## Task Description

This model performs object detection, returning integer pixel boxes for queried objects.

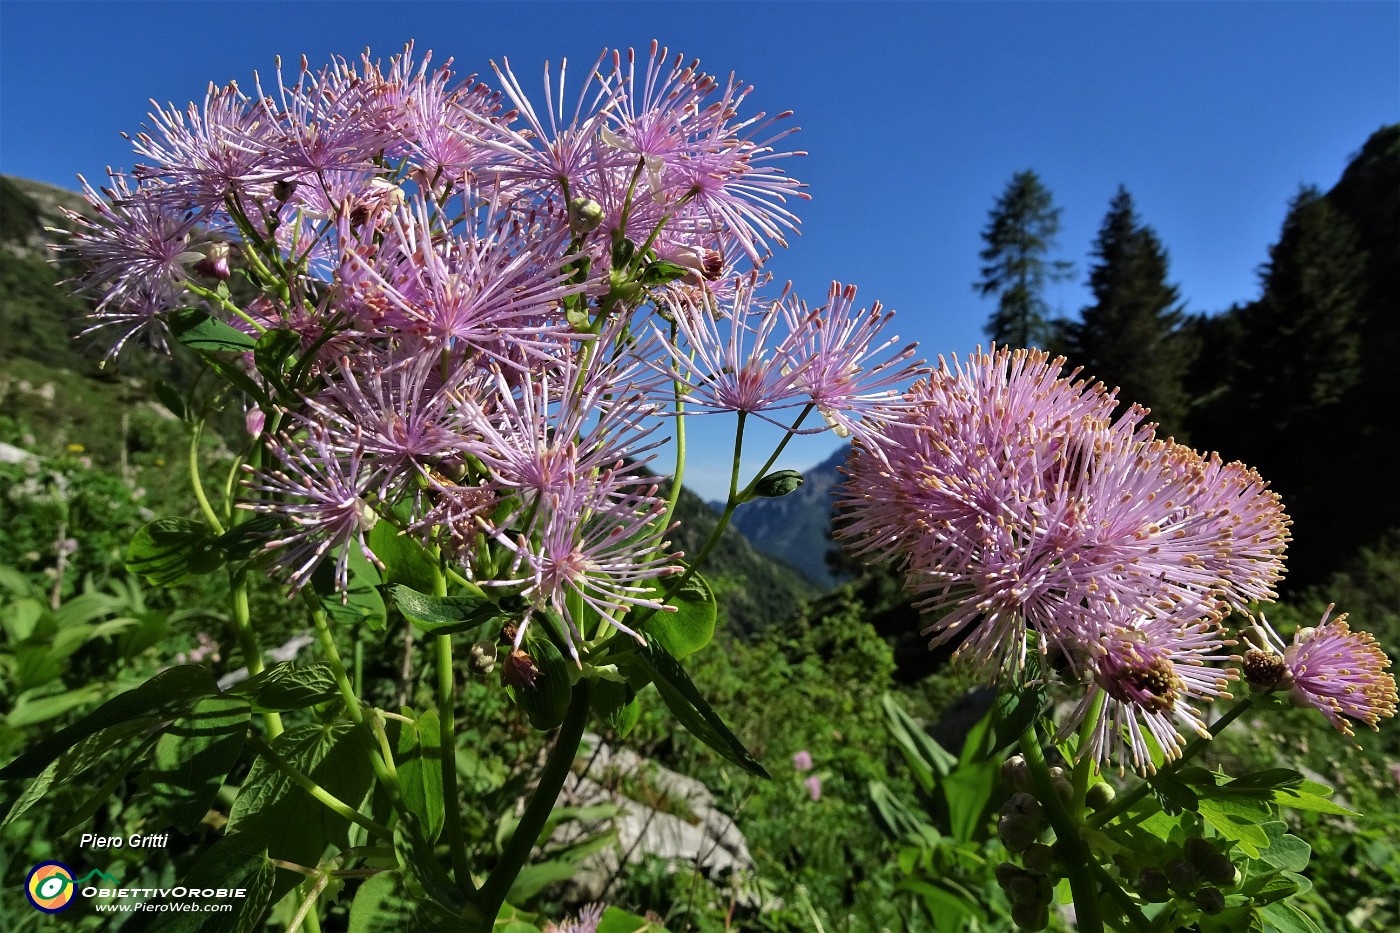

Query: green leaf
[145,696,251,832]
[3,717,159,827]
[228,721,378,866]
[229,662,340,712]
[591,678,642,737]
[390,585,512,639]
[1198,797,1273,858]
[1258,823,1311,873]
[252,328,301,393]
[618,638,767,777]
[1261,900,1324,933]
[126,517,225,587]
[169,307,258,352]
[880,693,957,794]
[147,832,275,933]
[943,760,1000,844]
[990,679,1049,756]
[55,734,160,834]
[1270,780,1360,816]
[1229,768,1305,790]
[316,546,387,631]
[396,709,445,844]
[214,515,282,561]
[393,814,473,917]
[153,379,188,421]
[638,571,716,661]
[369,522,440,595]
[596,905,672,932]
[0,664,219,779]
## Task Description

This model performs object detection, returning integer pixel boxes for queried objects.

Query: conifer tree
[974,170,1073,348]
[1060,186,1191,438]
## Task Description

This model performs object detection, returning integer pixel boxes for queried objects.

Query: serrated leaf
[145,696,251,832]
[146,832,275,933]
[619,638,766,777]
[228,721,377,866]
[229,662,340,712]
[169,307,258,352]
[126,517,225,587]
[4,718,160,828]
[1198,797,1273,857]
[0,664,219,780]
[396,709,445,844]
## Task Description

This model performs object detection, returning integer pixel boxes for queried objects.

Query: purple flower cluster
[62,44,917,661]
[835,348,1301,772]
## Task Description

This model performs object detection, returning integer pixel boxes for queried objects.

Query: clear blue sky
[2,2,1396,500]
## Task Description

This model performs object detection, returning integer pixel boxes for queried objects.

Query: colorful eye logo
[25,861,76,913]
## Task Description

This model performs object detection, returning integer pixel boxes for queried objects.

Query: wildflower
[239,429,384,595]
[545,904,604,933]
[1245,607,1398,736]
[1066,610,1235,773]
[792,750,813,772]
[804,775,823,801]
[834,347,1288,679]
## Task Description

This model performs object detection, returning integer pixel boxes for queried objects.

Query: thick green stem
[232,570,282,738]
[1019,731,1104,933]
[1088,697,1255,828]
[438,632,471,888]
[480,680,591,916]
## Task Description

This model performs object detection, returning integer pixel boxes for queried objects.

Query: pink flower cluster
[61,44,918,660]
[837,348,1315,771]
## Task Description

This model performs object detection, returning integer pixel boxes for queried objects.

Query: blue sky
[2,1,1396,500]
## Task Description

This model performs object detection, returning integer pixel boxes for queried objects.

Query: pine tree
[1060,186,1191,438]
[974,170,1073,348]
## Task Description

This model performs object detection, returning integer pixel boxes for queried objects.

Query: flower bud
[1011,901,1050,932]
[1199,852,1237,887]
[995,862,1022,890]
[1022,843,1055,875]
[1167,857,1198,894]
[1001,755,1031,792]
[1085,781,1116,809]
[1243,648,1289,690]
[1007,874,1041,905]
[1137,869,1170,902]
[193,242,232,280]
[568,196,604,236]
[1002,792,1044,823]
[998,814,1039,852]
[1195,886,1225,914]
[273,178,298,202]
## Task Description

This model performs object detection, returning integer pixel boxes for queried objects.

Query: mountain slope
[727,446,850,589]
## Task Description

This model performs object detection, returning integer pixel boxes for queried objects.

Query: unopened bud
[1052,776,1073,806]
[1199,852,1237,887]
[1001,755,1031,792]
[1085,781,1116,809]
[273,178,298,202]
[1167,858,1198,893]
[1022,843,1055,875]
[469,640,497,675]
[1010,901,1049,932]
[995,862,1022,890]
[194,242,232,280]
[568,196,604,236]
[1007,874,1041,905]
[1137,869,1170,902]
[998,814,1039,852]
[1195,886,1225,914]
[1002,792,1043,823]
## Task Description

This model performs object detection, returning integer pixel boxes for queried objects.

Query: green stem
[480,680,591,916]
[1072,692,1106,819]
[189,421,224,535]
[233,570,282,738]
[1089,697,1255,828]
[1019,730,1104,933]
[307,595,364,723]
[245,733,391,840]
[438,631,471,888]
